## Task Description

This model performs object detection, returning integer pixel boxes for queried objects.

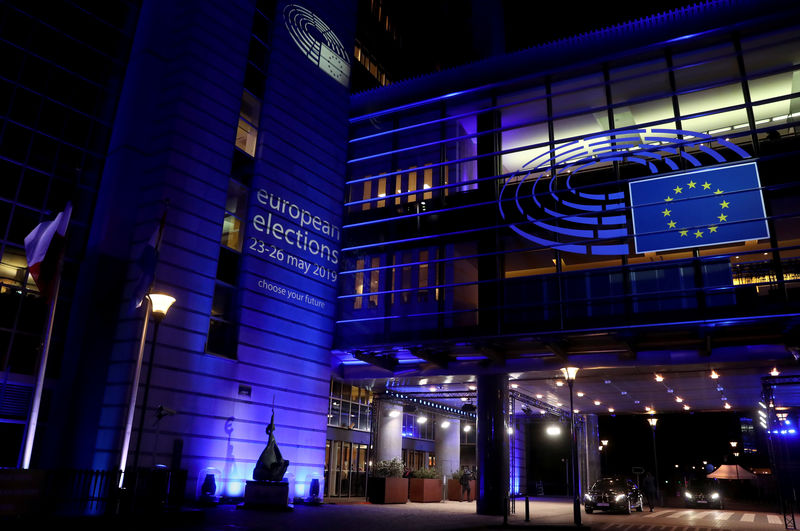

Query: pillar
[511,415,526,495]
[476,374,509,515]
[376,402,403,463]
[435,416,461,478]
[578,414,600,495]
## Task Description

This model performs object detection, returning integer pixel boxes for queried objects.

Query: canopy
[706,464,757,480]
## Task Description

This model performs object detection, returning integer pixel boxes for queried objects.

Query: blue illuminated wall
[237,0,356,497]
[45,0,356,499]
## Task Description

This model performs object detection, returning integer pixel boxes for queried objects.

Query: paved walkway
[2,497,787,530]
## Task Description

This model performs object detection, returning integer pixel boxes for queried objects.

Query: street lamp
[132,293,176,471]
[560,366,581,526]
[647,417,660,507]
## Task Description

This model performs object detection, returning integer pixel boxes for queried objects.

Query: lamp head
[647,417,658,428]
[148,293,176,321]
[560,366,579,381]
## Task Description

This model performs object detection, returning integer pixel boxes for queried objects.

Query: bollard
[503,496,509,526]
[525,496,530,521]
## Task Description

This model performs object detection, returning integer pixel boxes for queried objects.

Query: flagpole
[117,297,152,488]
[20,266,62,469]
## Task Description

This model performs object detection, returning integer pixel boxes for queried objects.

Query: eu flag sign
[629,162,769,254]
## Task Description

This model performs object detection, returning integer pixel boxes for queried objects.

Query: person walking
[459,466,473,501]
[642,471,657,512]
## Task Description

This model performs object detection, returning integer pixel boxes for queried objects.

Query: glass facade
[339,18,800,349]
[0,0,139,467]
[328,380,373,431]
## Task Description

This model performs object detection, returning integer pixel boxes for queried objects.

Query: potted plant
[408,467,442,502]
[447,468,476,501]
[367,458,407,504]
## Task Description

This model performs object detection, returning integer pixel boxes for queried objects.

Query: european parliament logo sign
[629,163,769,253]
[498,127,769,256]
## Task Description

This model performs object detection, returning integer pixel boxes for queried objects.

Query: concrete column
[476,374,509,515]
[511,415,526,495]
[578,414,600,495]
[435,416,461,478]
[376,402,403,462]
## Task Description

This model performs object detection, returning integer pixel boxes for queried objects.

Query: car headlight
[711,492,720,500]
[615,494,625,502]
[584,494,593,501]
[685,491,693,498]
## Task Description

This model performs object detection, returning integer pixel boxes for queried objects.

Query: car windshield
[688,480,717,490]
[593,478,626,490]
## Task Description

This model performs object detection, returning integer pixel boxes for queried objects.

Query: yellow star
[702,182,712,190]
[714,188,724,195]
[668,220,677,228]
[720,200,729,208]
[673,185,683,194]
[687,180,697,188]
[665,196,673,202]
[679,230,689,237]
[718,213,727,222]
[695,230,703,238]
[709,226,718,233]
[662,208,671,217]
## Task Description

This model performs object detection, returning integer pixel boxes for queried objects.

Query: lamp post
[561,366,580,527]
[131,293,176,472]
[647,417,660,506]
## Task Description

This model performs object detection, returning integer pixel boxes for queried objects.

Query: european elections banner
[629,162,769,254]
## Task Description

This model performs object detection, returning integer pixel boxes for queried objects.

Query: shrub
[411,467,440,479]
[374,457,404,478]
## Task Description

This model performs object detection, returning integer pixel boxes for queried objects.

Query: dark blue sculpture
[253,409,290,482]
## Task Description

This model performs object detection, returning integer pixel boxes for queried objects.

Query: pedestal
[243,480,291,510]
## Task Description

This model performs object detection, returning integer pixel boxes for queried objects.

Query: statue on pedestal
[253,408,290,482]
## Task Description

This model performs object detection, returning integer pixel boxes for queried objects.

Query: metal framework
[762,375,799,530]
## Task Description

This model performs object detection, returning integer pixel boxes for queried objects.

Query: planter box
[408,477,442,502]
[367,477,408,504]
[447,478,476,501]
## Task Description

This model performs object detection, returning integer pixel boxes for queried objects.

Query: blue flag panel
[629,162,769,254]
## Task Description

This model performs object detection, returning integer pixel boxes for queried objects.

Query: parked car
[584,476,644,514]
[684,479,723,509]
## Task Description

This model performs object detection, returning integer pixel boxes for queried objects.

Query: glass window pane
[678,83,744,117]
[236,118,257,156]
[221,214,243,251]
[240,91,261,126]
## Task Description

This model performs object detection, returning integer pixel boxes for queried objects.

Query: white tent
[706,464,757,480]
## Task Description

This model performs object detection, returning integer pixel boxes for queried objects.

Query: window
[235,91,261,156]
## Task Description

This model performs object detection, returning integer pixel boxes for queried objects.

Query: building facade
[1,0,799,512]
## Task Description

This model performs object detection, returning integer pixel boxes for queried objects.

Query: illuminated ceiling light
[645,406,651,412]
[511,383,519,389]
[608,407,615,413]
[463,425,472,432]
[440,420,450,429]
[577,392,585,397]
[601,439,609,446]
[594,400,601,406]
[546,426,561,436]
[388,410,400,418]
[416,416,427,424]
[507,427,514,435]
[419,378,428,385]
[703,460,708,465]
[461,397,468,402]
[724,403,731,410]
[759,401,767,409]
[675,397,683,403]
[683,404,691,410]
[573,409,580,414]
[770,367,780,377]
[710,370,720,379]
[655,374,664,382]
[428,386,436,392]
[730,441,738,448]
[675,464,679,468]
[468,385,476,391]
[556,381,564,387]
[556,402,563,407]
